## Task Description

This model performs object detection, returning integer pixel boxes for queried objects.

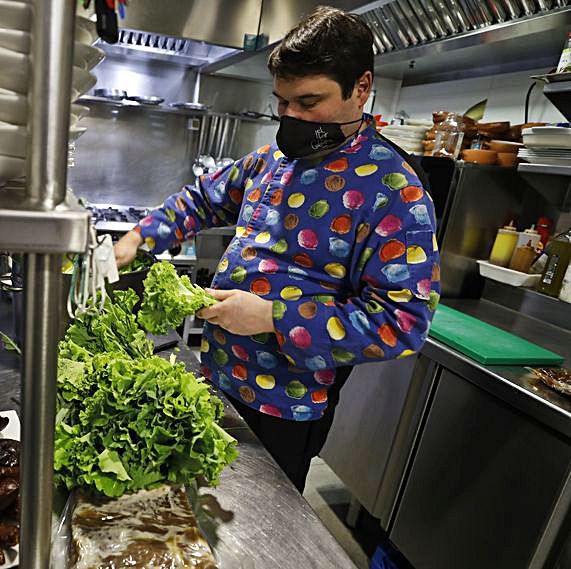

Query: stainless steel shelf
[77,96,278,125]
[518,163,571,176]
[518,163,571,212]
[0,206,90,253]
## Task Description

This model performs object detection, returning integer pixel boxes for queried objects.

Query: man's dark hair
[267,6,374,100]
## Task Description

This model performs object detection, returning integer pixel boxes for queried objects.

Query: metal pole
[26,0,76,209]
[20,255,63,569]
[20,1,76,567]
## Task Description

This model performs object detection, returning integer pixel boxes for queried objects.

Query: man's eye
[300,101,317,110]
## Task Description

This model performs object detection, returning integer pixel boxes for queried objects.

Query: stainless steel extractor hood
[77,0,264,67]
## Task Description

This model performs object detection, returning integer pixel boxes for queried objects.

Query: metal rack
[0,1,90,567]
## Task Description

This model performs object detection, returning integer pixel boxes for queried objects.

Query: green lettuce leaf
[138,261,217,335]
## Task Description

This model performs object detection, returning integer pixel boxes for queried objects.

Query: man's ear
[356,71,373,107]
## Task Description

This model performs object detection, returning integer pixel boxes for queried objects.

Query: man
[115,6,440,492]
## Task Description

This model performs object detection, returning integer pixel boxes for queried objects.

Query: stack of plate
[518,126,571,166]
[380,120,432,155]
[0,3,104,185]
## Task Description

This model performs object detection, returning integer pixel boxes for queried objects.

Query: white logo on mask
[311,126,329,150]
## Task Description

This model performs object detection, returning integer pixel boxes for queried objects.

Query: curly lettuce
[138,261,217,335]
[55,284,237,498]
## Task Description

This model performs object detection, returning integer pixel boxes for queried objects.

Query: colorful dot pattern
[138,118,441,421]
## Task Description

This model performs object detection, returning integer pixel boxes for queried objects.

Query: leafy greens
[55,287,237,498]
[0,331,21,355]
[138,261,217,335]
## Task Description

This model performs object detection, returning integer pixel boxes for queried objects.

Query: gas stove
[88,203,150,234]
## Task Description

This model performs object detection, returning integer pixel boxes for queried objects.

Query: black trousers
[228,366,352,493]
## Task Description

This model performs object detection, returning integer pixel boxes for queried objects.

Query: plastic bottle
[537,229,571,297]
[489,221,519,267]
[536,216,552,248]
[509,240,537,273]
[516,225,541,249]
[559,263,571,304]
[556,31,571,74]
[432,113,466,159]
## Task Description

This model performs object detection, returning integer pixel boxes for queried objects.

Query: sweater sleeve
[271,196,441,372]
[137,151,259,253]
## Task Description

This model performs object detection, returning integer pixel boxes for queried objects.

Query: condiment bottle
[517,225,541,249]
[556,31,571,74]
[489,221,518,267]
[558,263,571,304]
[509,240,536,273]
[536,216,552,247]
[537,229,571,297]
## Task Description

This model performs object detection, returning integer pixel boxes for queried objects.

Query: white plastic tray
[477,260,541,288]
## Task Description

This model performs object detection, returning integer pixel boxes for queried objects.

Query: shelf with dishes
[76,95,278,125]
[477,220,571,305]
[514,125,571,211]
[0,13,103,187]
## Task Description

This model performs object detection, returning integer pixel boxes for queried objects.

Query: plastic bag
[51,484,254,569]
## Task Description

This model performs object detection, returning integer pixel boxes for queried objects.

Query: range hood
[77,0,376,69]
[77,0,264,68]
[201,1,571,85]
[98,28,240,68]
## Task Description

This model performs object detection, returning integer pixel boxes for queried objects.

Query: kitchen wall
[370,76,402,121]
[383,67,566,123]
[70,55,278,206]
[201,75,278,156]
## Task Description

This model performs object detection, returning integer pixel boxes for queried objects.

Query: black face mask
[276,115,364,159]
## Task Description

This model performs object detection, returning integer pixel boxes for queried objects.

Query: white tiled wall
[390,67,566,124]
[370,76,403,121]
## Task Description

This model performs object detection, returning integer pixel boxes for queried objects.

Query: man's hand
[197,289,275,336]
[114,230,144,268]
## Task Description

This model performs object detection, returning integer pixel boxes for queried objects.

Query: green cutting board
[429,305,564,366]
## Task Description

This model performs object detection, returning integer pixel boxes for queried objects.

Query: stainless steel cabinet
[320,356,435,525]
[390,369,571,569]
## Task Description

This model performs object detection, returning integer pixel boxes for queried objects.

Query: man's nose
[282,106,306,120]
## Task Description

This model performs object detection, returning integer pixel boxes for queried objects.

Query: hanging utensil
[215,115,231,160]
[226,117,240,158]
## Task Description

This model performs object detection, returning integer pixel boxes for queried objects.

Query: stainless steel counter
[425,299,571,437]
[0,297,356,569]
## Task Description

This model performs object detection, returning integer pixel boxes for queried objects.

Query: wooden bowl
[497,152,518,167]
[461,149,498,164]
[477,122,510,137]
[487,140,523,154]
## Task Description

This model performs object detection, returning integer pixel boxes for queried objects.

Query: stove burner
[89,204,150,232]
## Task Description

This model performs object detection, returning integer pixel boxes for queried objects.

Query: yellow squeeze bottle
[489,221,518,267]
